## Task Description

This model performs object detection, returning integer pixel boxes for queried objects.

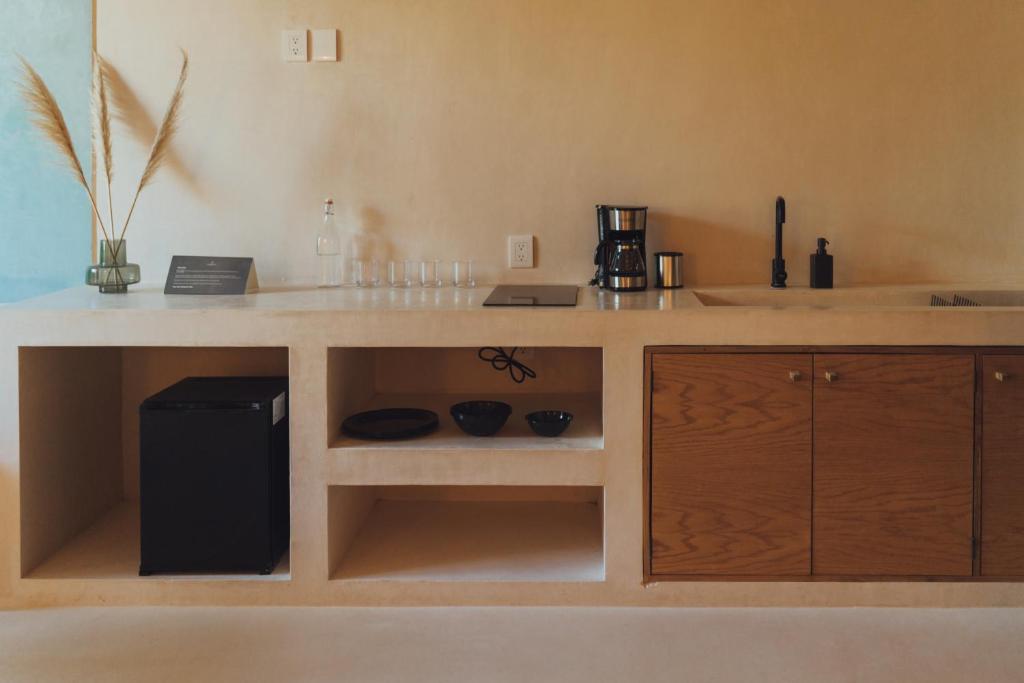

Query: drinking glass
[402,261,417,287]
[388,261,410,288]
[354,259,379,288]
[420,259,442,288]
[453,260,475,288]
[339,257,356,287]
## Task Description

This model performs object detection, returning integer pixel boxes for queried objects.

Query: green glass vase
[86,239,141,293]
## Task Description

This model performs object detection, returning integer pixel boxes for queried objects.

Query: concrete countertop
[5,283,1024,348]
[7,283,1024,313]
[3,284,697,312]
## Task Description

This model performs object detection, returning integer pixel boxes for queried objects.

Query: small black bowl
[450,401,512,437]
[525,410,574,438]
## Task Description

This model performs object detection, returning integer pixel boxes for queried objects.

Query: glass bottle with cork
[317,198,342,288]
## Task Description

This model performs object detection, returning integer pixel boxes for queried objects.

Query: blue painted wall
[0,1,92,303]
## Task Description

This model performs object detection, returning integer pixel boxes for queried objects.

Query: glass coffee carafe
[606,242,647,291]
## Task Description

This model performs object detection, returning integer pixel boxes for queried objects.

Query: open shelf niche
[18,346,290,581]
[327,347,604,452]
[328,485,604,582]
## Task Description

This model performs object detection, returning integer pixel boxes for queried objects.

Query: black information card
[164,256,259,295]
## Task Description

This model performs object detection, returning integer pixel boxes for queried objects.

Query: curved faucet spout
[771,196,788,288]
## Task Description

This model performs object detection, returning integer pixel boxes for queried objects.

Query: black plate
[342,408,439,441]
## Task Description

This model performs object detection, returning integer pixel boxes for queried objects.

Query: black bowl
[525,410,574,438]
[450,401,512,437]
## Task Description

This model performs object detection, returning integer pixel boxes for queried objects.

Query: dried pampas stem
[92,52,115,235]
[18,55,111,243]
[117,49,189,243]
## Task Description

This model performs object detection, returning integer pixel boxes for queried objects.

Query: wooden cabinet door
[812,354,975,577]
[650,353,812,576]
[981,355,1024,576]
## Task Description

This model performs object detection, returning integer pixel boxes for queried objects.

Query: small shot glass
[354,259,380,288]
[419,259,442,288]
[388,260,410,288]
[453,260,475,288]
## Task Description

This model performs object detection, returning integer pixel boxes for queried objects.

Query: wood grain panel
[981,355,1024,576]
[813,354,974,577]
[650,354,812,576]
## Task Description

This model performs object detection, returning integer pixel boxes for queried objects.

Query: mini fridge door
[139,406,275,574]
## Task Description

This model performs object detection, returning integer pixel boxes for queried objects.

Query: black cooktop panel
[482,285,579,307]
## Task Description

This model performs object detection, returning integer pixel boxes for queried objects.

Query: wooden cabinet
[981,355,1024,576]
[648,349,982,581]
[812,354,975,577]
[650,354,812,576]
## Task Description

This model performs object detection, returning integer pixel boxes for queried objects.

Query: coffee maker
[591,205,648,292]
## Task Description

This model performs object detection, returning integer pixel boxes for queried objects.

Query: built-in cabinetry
[16,344,606,596]
[321,346,606,583]
[17,347,291,581]
[981,355,1024,577]
[16,348,602,589]
[650,354,812,576]
[812,354,975,577]
[648,348,1024,581]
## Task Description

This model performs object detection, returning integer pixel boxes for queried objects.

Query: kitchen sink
[693,289,1024,308]
[928,291,1024,307]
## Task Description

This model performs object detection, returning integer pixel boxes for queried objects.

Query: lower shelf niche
[26,502,290,581]
[18,345,291,581]
[328,485,604,582]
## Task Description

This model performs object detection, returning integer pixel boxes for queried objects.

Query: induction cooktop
[482,285,579,307]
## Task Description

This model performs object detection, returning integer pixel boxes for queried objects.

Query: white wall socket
[282,30,308,62]
[509,235,534,268]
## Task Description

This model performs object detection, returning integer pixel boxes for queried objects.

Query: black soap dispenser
[810,238,833,289]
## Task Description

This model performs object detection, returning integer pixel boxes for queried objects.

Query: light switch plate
[282,30,307,62]
[312,29,338,62]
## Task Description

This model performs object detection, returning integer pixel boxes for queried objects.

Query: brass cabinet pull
[824,371,838,383]
[995,371,1009,383]
[789,371,802,382]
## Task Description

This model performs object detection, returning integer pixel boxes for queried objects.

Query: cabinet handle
[995,371,1009,383]
[824,371,838,383]
[789,371,802,382]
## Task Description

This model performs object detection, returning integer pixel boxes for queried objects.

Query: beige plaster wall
[95,0,1024,288]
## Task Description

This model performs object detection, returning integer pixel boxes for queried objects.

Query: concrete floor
[1,607,1022,682]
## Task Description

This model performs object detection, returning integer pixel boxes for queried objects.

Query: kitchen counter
[4,283,693,312]
[3,283,1024,610]
[9,282,1024,312]
[5,284,1024,348]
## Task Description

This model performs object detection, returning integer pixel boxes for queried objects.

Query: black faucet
[771,196,788,289]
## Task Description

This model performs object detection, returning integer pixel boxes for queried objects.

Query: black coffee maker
[591,205,648,292]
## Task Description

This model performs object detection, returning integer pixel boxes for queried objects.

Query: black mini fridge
[139,377,289,575]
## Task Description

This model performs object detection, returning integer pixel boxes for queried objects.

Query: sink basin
[929,291,1024,307]
[694,289,1024,308]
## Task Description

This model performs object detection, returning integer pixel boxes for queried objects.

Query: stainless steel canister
[654,252,683,289]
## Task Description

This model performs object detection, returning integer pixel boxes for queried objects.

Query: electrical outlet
[282,30,308,62]
[509,235,534,268]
